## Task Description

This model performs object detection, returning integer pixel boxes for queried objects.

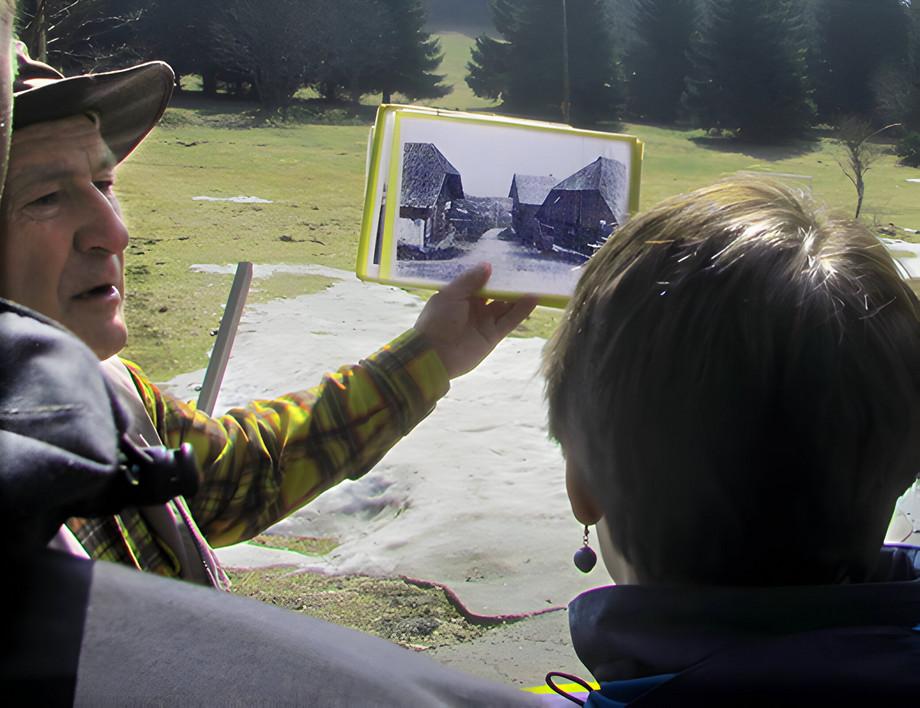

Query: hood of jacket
[569,545,920,683]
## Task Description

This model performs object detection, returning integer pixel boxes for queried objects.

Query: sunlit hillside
[414,32,499,111]
[424,0,492,34]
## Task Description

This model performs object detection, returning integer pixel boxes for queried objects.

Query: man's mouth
[75,284,119,300]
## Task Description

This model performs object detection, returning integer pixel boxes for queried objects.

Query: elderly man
[0,46,535,586]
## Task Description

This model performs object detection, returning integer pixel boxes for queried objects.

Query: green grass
[114,31,920,380]
[116,112,920,379]
[628,123,920,230]
[227,566,493,651]
[422,32,500,112]
[248,533,339,556]
[227,534,507,651]
[116,119,370,378]
[248,273,337,304]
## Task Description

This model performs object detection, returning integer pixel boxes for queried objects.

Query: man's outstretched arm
[127,265,536,547]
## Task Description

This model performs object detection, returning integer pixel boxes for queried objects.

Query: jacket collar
[569,545,920,682]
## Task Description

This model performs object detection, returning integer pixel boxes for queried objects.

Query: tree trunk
[202,66,218,96]
[31,0,48,62]
[321,81,338,102]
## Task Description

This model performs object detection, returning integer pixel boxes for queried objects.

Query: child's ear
[565,455,603,525]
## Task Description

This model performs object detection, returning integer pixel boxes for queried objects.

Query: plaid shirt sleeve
[121,328,449,548]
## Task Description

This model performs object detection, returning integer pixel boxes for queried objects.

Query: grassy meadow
[416,32,500,111]
[116,32,920,381]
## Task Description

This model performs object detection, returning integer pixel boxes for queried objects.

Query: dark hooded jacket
[566,545,920,706]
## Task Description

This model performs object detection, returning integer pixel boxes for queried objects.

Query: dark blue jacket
[567,546,920,706]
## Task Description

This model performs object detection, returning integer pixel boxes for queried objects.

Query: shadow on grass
[166,92,379,129]
[167,93,627,133]
[689,132,823,161]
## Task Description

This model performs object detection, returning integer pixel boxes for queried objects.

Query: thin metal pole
[196,262,253,416]
[561,0,571,123]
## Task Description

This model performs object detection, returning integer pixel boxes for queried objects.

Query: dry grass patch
[227,566,493,651]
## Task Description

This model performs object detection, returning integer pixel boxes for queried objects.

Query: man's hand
[413,263,538,380]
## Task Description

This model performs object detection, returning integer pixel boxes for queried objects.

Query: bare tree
[835,117,900,220]
[209,0,319,109]
[17,0,144,70]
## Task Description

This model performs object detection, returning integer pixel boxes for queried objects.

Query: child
[543,180,920,703]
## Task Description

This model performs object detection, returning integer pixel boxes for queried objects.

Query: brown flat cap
[12,42,175,164]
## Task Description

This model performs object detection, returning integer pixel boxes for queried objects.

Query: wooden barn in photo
[399,142,465,250]
[508,174,557,249]
[536,157,627,259]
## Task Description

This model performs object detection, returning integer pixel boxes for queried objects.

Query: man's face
[0,115,129,359]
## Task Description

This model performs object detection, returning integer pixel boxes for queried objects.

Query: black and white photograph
[386,114,637,297]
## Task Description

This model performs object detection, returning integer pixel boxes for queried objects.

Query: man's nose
[74,187,130,255]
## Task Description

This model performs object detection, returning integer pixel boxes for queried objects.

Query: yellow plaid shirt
[67,329,449,579]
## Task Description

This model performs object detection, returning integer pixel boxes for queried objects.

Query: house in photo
[535,157,628,260]
[398,142,465,251]
[508,174,557,249]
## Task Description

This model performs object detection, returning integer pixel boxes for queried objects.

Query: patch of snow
[166,268,596,616]
[191,263,351,281]
[177,256,920,616]
[882,238,920,279]
[192,195,274,203]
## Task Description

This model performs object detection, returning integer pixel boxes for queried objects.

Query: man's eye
[94,180,114,193]
[26,192,60,209]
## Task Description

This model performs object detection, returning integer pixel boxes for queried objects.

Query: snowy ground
[165,264,599,616]
[166,243,920,617]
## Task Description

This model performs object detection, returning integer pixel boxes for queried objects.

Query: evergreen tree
[467,0,622,125]
[374,0,449,102]
[310,0,396,101]
[625,0,697,122]
[466,32,511,101]
[505,0,567,119]
[566,0,623,124]
[466,0,518,102]
[683,0,813,142]
[309,0,447,103]
[813,0,910,121]
[905,0,920,131]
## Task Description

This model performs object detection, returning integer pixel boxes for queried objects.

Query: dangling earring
[573,524,597,573]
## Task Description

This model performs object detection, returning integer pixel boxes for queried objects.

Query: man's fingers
[491,296,538,340]
[440,262,492,299]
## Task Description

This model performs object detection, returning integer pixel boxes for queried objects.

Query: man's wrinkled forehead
[6,115,116,184]
[10,114,115,162]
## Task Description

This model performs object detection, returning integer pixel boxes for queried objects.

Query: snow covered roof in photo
[549,157,627,216]
[509,174,558,205]
[401,142,464,209]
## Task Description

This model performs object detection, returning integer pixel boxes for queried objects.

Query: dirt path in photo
[397,227,581,295]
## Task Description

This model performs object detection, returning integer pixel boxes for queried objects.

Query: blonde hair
[545,179,920,585]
